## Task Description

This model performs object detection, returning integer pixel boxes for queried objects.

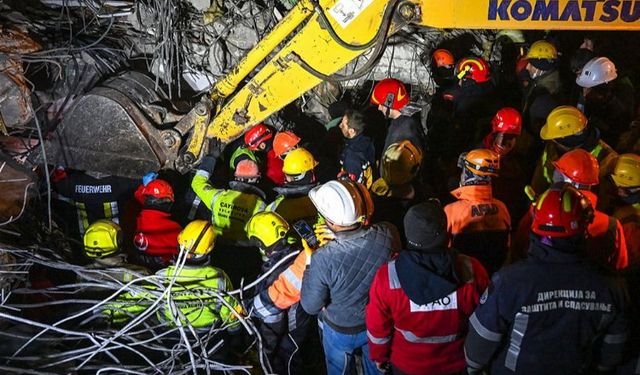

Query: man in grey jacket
[301,180,400,375]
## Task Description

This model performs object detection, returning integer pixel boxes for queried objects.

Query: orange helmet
[235,159,261,182]
[458,149,500,176]
[370,78,409,110]
[532,184,594,238]
[142,179,174,202]
[273,131,301,159]
[552,149,599,186]
[244,123,273,151]
[455,57,491,83]
[491,107,522,135]
[432,49,454,68]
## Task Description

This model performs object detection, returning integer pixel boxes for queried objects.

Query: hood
[228,180,267,200]
[345,133,374,152]
[450,184,493,202]
[396,250,459,305]
[273,183,317,197]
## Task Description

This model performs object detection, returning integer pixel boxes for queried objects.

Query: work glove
[313,223,335,247]
[142,172,158,186]
[302,238,314,266]
[208,137,225,159]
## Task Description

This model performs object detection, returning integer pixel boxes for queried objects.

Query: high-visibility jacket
[366,255,489,375]
[156,264,242,329]
[265,184,318,226]
[191,170,266,244]
[253,249,308,323]
[613,203,640,269]
[512,191,628,272]
[531,139,617,196]
[444,185,511,274]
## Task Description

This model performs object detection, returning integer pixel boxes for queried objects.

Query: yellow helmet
[540,106,588,140]
[245,211,290,248]
[83,220,122,258]
[526,40,558,60]
[381,141,423,186]
[282,147,318,175]
[611,153,640,188]
[178,220,216,259]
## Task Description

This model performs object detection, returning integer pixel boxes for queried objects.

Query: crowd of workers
[45,37,640,374]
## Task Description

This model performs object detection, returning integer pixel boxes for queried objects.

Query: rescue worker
[431,48,456,88]
[247,211,313,375]
[370,78,424,156]
[521,40,563,136]
[338,109,376,188]
[83,220,149,284]
[266,147,319,226]
[610,154,640,268]
[156,220,243,331]
[482,108,530,227]
[132,178,182,271]
[371,141,425,241]
[50,166,138,262]
[244,123,285,186]
[272,130,301,160]
[445,57,501,152]
[445,149,511,274]
[301,180,400,375]
[192,140,266,285]
[514,149,628,272]
[530,105,618,209]
[366,201,489,375]
[465,184,628,375]
[83,220,151,325]
[192,141,267,246]
[576,56,635,146]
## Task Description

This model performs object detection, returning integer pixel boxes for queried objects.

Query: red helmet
[370,78,409,110]
[142,179,174,202]
[491,107,522,135]
[244,123,273,151]
[552,149,599,186]
[433,49,454,68]
[455,57,491,83]
[531,184,594,238]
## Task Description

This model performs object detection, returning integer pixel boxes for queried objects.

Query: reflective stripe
[396,327,459,344]
[388,260,401,290]
[188,195,202,220]
[103,202,112,220]
[541,149,552,183]
[266,196,283,212]
[464,347,484,370]
[367,330,391,345]
[282,268,302,291]
[288,303,298,331]
[256,200,267,212]
[210,190,225,208]
[469,313,503,342]
[505,312,529,371]
[603,332,627,345]
[76,202,89,234]
[591,144,603,158]
[253,294,283,323]
[195,170,210,178]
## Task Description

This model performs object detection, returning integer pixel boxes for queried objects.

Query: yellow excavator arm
[178,0,640,168]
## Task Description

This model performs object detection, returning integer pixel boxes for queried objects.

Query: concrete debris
[0,156,36,226]
[0,54,34,129]
[0,27,41,54]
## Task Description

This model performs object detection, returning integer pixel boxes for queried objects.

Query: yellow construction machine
[44,0,640,176]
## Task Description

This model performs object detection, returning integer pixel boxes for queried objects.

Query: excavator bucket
[42,72,176,179]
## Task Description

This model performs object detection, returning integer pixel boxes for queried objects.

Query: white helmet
[308,180,373,226]
[576,57,617,88]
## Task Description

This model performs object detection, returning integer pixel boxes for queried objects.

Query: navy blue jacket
[464,237,627,375]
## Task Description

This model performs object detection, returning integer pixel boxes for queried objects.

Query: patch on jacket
[409,291,457,312]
